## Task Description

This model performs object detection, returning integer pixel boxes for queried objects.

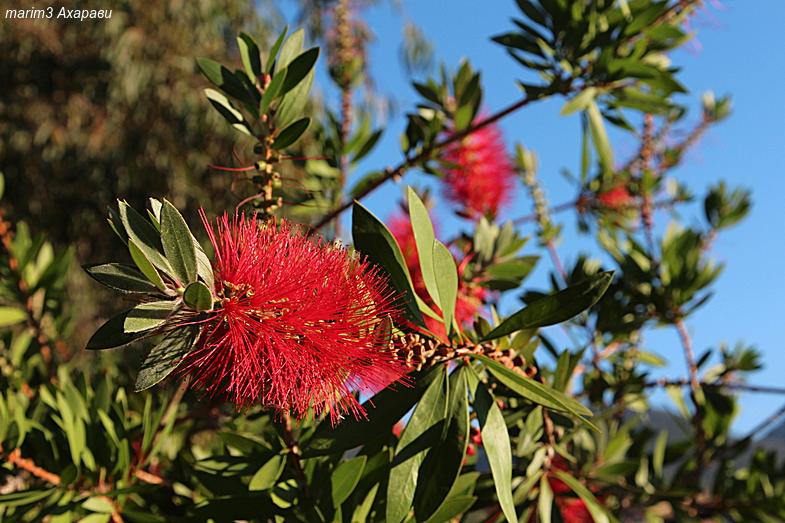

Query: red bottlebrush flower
[387,211,486,339]
[556,498,594,523]
[596,185,634,210]
[442,120,516,219]
[180,211,407,423]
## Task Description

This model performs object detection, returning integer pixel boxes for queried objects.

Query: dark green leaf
[552,471,612,523]
[305,367,440,456]
[474,354,595,424]
[135,326,200,392]
[387,366,449,523]
[118,201,171,276]
[281,48,319,95]
[414,367,469,521]
[237,33,262,80]
[352,202,424,326]
[84,263,162,295]
[265,27,288,74]
[86,309,147,350]
[482,271,613,341]
[272,117,310,149]
[259,71,285,115]
[471,374,518,523]
[160,199,197,285]
[205,88,253,136]
[183,281,214,311]
[422,496,477,523]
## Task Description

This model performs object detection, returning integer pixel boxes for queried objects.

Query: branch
[1,445,61,486]
[644,379,785,396]
[311,91,549,232]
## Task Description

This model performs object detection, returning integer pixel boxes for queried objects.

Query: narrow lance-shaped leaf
[118,201,172,276]
[86,309,147,350]
[471,371,518,523]
[124,300,177,334]
[414,366,469,521]
[135,326,200,392]
[84,263,162,295]
[587,101,614,176]
[129,240,167,291]
[387,366,449,523]
[237,33,262,81]
[473,354,596,427]
[433,240,458,335]
[407,187,441,309]
[482,271,613,341]
[160,199,197,286]
[331,455,367,506]
[352,202,424,327]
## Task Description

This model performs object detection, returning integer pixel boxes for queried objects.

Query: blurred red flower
[596,184,634,211]
[180,212,406,423]
[442,120,517,219]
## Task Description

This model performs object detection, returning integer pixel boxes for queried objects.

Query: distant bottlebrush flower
[442,121,516,219]
[182,211,406,422]
[388,211,485,339]
[596,184,634,211]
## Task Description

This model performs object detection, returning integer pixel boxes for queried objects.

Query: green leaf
[538,475,553,523]
[414,367,469,521]
[128,240,167,293]
[276,67,314,128]
[193,237,215,292]
[553,471,613,523]
[331,455,367,506]
[86,309,147,350]
[281,48,319,95]
[422,496,477,523]
[123,300,177,334]
[183,281,213,311]
[0,307,27,328]
[482,271,613,341]
[118,201,172,276]
[160,200,197,286]
[135,326,200,392]
[352,202,424,327]
[272,117,310,149]
[83,497,114,514]
[0,488,56,508]
[387,367,449,523]
[561,87,596,116]
[653,430,667,477]
[306,367,440,456]
[471,374,518,523]
[237,33,262,80]
[407,188,441,309]
[205,88,252,136]
[474,354,595,424]
[433,241,458,336]
[275,29,304,71]
[249,455,286,491]
[587,101,614,175]
[84,263,161,295]
[265,27,288,74]
[196,57,257,112]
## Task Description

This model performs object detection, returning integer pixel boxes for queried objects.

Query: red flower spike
[180,211,407,423]
[442,120,517,219]
[387,211,486,339]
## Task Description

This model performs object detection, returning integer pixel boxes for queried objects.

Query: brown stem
[1,445,61,485]
[644,379,785,395]
[674,319,700,394]
[280,411,311,501]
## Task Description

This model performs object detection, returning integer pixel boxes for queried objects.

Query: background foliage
[1,1,784,522]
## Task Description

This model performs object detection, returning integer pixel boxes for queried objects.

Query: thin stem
[675,319,700,394]
[644,379,785,396]
[740,402,785,442]
[280,411,311,501]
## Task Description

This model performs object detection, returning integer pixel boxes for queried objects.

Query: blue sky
[287,1,785,433]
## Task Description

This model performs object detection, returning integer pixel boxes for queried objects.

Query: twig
[740,402,785,442]
[674,319,700,394]
[280,411,311,501]
[644,379,785,396]
[312,90,552,231]
[1,445,61,485]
